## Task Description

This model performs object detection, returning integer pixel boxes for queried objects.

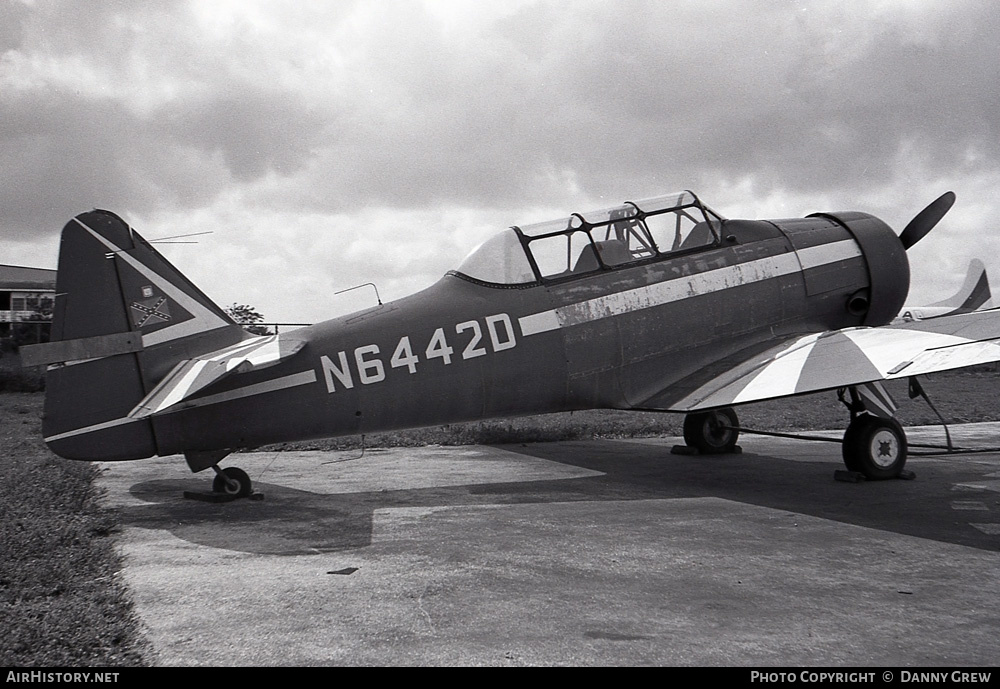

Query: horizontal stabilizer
[129,335,306,418]
[20,332,144,367]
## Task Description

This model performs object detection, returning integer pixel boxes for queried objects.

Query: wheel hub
[869,429,899,468]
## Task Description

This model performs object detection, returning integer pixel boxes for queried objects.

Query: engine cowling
[808,211,910,326]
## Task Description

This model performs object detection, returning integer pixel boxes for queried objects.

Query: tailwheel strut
[211,465,253,498]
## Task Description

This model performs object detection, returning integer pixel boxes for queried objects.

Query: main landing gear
[682,408,741,454]
[842,414,907,480]
[837,383,911,480]
[678,381,913,481]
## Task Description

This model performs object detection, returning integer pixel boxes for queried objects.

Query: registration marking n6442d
[320,313,517,394]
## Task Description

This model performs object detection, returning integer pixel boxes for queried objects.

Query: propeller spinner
[899,191,956,250]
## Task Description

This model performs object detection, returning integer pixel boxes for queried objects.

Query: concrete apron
[96,424,1000,666]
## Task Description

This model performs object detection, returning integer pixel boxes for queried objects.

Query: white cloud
[2,0,999,324]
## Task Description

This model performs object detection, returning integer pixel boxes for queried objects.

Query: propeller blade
[899,191,956,250]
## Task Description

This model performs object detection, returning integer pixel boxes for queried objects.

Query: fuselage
[147,210,908,455]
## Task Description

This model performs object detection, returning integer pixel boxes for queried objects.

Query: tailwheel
[212,466,252,498]
[842,414,907,480]
[683,407,740,454]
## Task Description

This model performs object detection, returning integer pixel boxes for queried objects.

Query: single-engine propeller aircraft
[24,190,1000,498]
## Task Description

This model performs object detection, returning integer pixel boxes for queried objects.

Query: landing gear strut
[211,466,253,498]
[837,384,909,480]
[182,450,256,501]
[676,385,914,481]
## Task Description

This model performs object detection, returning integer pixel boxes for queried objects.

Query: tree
[225,303,273,336]
[25,294,54,320]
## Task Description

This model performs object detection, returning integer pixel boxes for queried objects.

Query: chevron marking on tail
[74,217,230,347]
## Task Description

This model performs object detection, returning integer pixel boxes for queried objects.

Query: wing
[648,307,1000,412]
[129,335,306,418]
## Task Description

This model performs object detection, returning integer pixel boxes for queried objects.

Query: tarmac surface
[96,423,1000,666]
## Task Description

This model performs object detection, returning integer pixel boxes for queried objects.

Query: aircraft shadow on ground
[117,439,999,555]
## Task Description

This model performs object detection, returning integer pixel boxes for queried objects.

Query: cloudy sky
[2,0,998,323]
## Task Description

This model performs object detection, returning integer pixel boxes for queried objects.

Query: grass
[2,366,1000,665]
[0,394,148,667]
[0,351,44,392]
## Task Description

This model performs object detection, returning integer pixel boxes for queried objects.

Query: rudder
[928,258,992,312]
[35,210,249,460]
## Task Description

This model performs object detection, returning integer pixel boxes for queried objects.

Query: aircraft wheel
[212,467,252,498]
[841,420,864,473]
[683,407,740,454]
[842,414,907,480]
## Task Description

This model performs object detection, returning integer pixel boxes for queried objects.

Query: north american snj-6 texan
[23,190,1000,498]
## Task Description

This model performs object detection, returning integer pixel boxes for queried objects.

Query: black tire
[212,467,252,498]
[841,420,864,473]
[683,407,740,454]
[842,414,907,480]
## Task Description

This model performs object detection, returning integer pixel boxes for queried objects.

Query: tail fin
[896,259,993,322]
[928,258,993,311]
[32,210,249,460]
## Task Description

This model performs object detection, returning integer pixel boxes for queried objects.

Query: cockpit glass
[454,230,536,285]
[526,228,594,279]
[452,191,724,285]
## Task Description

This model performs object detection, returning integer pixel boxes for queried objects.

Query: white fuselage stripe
[44,416,143,443]
[164,369,318,410]
[517,239,862,336]
[797,240,862,269]
[44,370,317,442]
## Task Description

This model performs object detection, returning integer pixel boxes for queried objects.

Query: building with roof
[1,264,56,343]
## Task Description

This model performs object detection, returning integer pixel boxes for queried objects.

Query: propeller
[898,191,956,250]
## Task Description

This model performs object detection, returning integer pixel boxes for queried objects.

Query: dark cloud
[3,0,999,254]
[520,0,1000,199]
[0,0,30,53]
[0,88,230,233]
[259,0,997,218]
[153,90,330,181]
[1,0,331,236]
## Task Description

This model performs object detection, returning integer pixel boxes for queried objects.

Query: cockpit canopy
[455,191,725,285]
